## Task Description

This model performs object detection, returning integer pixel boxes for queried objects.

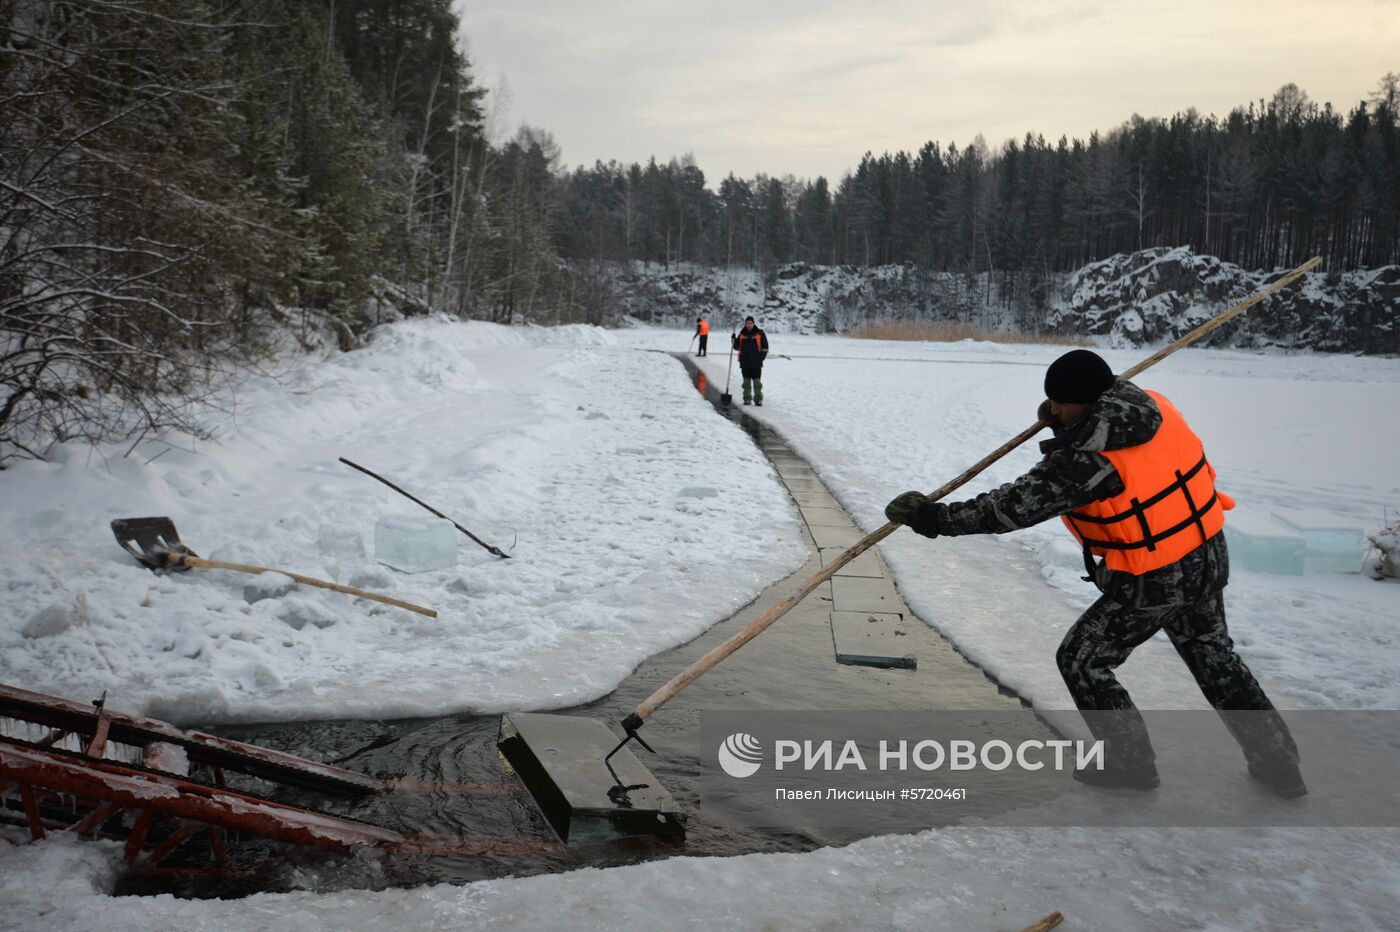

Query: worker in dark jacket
[884,349,1304,797]
[732,316,768,406]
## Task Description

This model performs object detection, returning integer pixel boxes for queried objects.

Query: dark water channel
[137,354,1046,898]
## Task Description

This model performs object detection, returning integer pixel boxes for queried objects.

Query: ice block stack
[1223,512,1305,575]
[1272,509,1366,574]
[1223,507,1365,575]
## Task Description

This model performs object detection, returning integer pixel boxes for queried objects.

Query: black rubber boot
[1248,760,1308,798]
[1072,761,1160,791]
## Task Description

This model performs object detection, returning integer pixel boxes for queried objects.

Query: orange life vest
[736,329,764,352]
[1061,390,1236,576]
[698,320,709,335]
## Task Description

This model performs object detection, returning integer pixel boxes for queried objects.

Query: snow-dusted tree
[0,0,279,463]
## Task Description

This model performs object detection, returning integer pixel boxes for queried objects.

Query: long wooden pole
[624,256,1320,727]
[339,458,511,559]
[169,554,438,618]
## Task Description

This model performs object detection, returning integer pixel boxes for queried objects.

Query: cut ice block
[375,515,457,573]
[831,611,916,669]
[820,547,883,578]
[317,522,365,556]
[1272,509,1366,574]
[1223,513,1303,575]
[831,576,901,613]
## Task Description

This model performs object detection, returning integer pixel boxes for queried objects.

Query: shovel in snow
[111,517,437,618]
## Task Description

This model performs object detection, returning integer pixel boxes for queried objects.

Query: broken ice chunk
[244,572,298,604]
[21,593,90,638]
[143,742,190,775]
[317,522,365,556]
[279,597,340,630]
[1272,508,1366,574]
[678,486,718,498]
[375,515,457,573]
[1223,513,1304,575]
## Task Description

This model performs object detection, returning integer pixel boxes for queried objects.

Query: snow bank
[4,823,1398,931]
[0,319,805,723]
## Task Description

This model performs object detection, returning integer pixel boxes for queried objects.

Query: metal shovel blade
[111,516,198,571]
[497,712,684,843]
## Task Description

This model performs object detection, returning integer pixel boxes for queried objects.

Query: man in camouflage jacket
[885,351,1304,797]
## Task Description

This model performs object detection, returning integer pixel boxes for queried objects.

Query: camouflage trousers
[1056,588,1299,769]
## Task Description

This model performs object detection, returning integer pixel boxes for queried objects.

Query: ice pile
[374,515,457,573]
[1225,508,1366,575]
[1273,509,1366,574]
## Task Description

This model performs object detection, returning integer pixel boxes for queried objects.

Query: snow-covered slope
[605,261,1019,335]
[599,251,1400,354]
[1054,247,1400,353]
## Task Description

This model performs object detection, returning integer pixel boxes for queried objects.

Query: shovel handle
[176,556,438,618]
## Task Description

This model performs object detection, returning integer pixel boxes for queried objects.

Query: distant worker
[883,349,1305,797]
[733,316,769,406]
[695,317,709,356]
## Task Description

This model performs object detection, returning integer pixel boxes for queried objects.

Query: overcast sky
[454,0,1399,182]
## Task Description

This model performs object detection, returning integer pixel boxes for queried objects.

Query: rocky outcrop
[1051,247,1400,354]
[593,250,1400,354]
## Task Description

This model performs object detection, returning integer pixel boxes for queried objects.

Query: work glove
[886,490,929,526]
[1037,399,1063,430]
[886,491,949,538]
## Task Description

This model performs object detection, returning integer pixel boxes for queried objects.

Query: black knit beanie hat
[1044,349,1115,403]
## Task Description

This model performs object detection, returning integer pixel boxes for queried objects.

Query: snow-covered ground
[3,825,1398,931]
[3,323,1398,931]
